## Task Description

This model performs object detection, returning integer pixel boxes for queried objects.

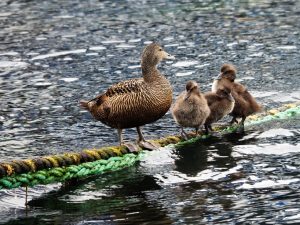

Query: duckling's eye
[159,48,162,51]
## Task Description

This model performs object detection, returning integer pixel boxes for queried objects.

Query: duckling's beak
[215,73,223,80]
[184,91,192,101]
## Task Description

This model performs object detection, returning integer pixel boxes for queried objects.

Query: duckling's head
[141,43,175,67]
[185,80,199,100]
[216,64,237,82]
[216,87,234,102]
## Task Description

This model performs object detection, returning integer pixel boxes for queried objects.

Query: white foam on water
[233,143,300,155]
[31,49,86,60]
[195,63,210,68]
[63,57,73,61]
[164,44,179,47]
[249,52,264,57]
[257,128,294,138]
[277,46,297,50]
[62,34,76,38]
[85,53,98,56]
[101,40,125,44]
[172,61,198,67]
[144,41,153,45]
[284,213,300,220]
[227,42,238,47]
[175,71,194,77]
[59,78,79,82]
[198,53,212,57]
[116,44,135,48]
[89,46,106,51]
[163,37,174,41]
[0,61,29,68]
[0,52,19,56]
[35,37,47,41]
[26,52,39,56]
[237,178,299,189]
[33,82,52,87]
[128,38,141,43]
[128,65,140,69]
[251,91,278,98]
[54,15,74,19]
[155,165,243,185]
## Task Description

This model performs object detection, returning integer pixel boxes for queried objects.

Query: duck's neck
[141,62,161,82]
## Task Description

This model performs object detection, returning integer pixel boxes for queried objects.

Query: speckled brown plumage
[80,43,174,146]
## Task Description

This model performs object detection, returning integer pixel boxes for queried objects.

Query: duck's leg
[204,124,210,135]
[137,127,160,150]
[230,117,238,125]
[180,127,189,140]
[237,116,246,132]
[118,128,140,153]
[118,128,123,145]
[195,127,199,136]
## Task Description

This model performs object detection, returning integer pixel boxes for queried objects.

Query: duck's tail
[79,100,90,110]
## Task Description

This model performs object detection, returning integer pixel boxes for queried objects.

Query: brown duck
[212,64,262,130]
[204,87,235,134]
[171,80,210,140]
[80,43,174,150]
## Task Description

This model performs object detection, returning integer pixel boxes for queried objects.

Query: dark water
[0,0,300,224]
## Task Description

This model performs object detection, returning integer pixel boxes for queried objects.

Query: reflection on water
[0,0,300,224]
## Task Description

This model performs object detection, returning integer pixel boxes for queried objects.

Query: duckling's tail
[79,100,90,110]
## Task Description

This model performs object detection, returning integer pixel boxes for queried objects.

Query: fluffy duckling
[212,64,262,130]
[204,87,235,134]
[80,43,175,150]
[172,81,210,140]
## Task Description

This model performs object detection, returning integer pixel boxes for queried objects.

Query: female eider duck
[204,87,235,134]
[172,80,210,139]
[212,64,262,131]
[80,43,174,150]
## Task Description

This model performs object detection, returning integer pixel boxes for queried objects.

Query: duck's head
[141,43,175,67]
[216,87,234,102]
[216,64,237,82]
[185,80,199,100]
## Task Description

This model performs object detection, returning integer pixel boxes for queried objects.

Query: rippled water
[0,0,300,224]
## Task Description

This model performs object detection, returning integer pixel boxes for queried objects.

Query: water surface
[0,0,299,224]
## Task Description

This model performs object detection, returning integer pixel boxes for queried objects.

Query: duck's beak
[163,51,175,60]
[215,73,223,80]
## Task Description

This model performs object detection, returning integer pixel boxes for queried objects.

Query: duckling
[80,43,175,150]
[212,64,262,131]
[171,81,210,140]
[204,87,235,134]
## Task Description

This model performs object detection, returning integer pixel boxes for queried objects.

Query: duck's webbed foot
[138,140,160,151]
[123,142,140,153]
[136,126,160,151]
[118,128,140,153]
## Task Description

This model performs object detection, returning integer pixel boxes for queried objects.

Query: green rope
[0,103,299,190]
[0,153,145,190]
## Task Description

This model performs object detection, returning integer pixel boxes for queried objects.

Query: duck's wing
[88,78,143,105]
[105,78,143,97]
